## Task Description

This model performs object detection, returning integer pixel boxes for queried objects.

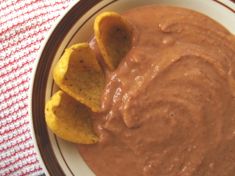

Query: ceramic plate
[29,0,235,175]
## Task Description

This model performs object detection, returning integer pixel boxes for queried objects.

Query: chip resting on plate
[53,43,105,112]
[45,90,98,144]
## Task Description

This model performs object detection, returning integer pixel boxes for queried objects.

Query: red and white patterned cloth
[0,1,75,175]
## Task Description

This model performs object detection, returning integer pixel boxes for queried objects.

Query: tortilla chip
[45,90,98,144]
[94,12,133,70]
[53,43,105,112]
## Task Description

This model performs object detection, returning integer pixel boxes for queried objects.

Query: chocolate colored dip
[79,5,235,176]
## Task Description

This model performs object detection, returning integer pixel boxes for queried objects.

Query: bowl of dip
[30,0,235,175]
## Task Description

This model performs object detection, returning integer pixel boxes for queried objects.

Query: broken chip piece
[94,12,133,70]
[45,90,98,144]
[53,43,105,112]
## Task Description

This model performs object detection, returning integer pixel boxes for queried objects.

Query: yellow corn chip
[53,43,105,112]
[45,90,98,144]
[94,12,133,70]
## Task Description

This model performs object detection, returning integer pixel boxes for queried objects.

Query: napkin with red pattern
[0,1,75,175]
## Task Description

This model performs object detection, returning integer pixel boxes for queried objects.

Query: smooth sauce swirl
[79,6,235,176]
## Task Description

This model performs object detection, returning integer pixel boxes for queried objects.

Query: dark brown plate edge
[31,0,101,175]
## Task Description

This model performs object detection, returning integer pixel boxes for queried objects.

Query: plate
[29,0,235,175]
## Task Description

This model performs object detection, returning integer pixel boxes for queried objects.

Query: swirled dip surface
[78,6,235,176]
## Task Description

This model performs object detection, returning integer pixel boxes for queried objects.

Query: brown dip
[78,5,235,176]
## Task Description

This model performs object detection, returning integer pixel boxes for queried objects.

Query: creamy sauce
[78,5,235,176]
